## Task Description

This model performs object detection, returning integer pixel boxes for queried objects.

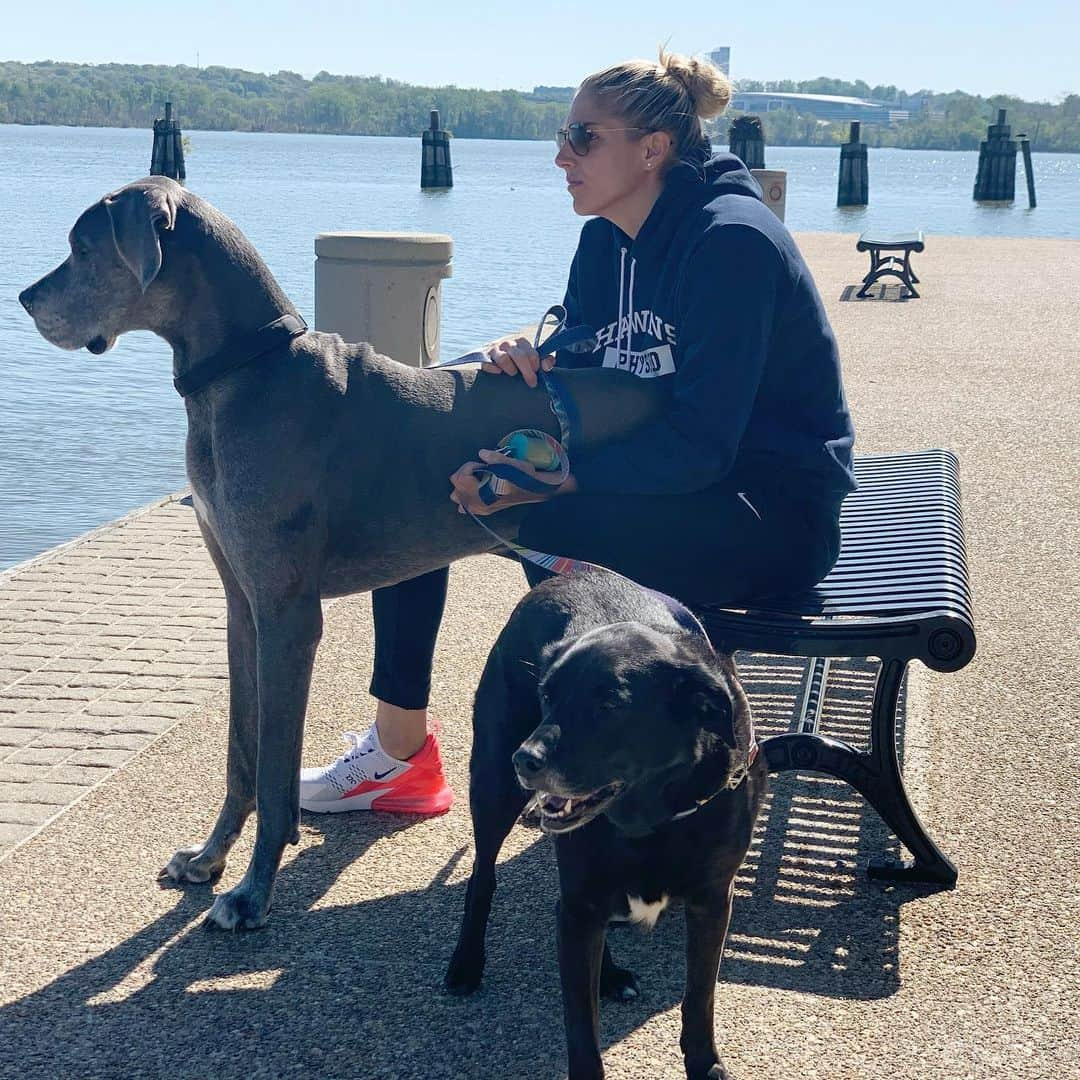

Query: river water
[1,124,1077,568]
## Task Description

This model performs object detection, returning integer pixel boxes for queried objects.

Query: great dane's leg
[205,590,322,930]
[160,541,258,884]
[679,877,736,1080]
[557,895,608,1080]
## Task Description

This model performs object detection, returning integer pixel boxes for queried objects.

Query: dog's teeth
[562,799,572,815]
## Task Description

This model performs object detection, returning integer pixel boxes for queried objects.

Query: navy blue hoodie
[559,152,856,506]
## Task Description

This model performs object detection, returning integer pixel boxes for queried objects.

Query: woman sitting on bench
[299,49,857,816]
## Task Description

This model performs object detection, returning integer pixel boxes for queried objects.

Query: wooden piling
[1018,134,1037,209]
[421,109,453,189]
[837,121,869,207]
[149,101,186,183]
[973,108,1016,202]
[729,115,765,170]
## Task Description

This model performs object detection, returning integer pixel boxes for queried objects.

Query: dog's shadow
[0,658,932,1080]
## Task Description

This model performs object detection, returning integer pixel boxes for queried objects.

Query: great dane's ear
[104,185,178,292]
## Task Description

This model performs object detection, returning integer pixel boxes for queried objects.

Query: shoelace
[324,731,383,791]
[338,730,374,762]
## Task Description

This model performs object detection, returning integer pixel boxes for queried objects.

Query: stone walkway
[0,496,226,855]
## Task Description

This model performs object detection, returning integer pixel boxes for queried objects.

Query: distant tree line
[1,62,1077,152]
[0,61,566,140]
[724,77,1080,152]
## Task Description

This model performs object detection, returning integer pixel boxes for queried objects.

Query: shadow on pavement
[0,657,939,1080]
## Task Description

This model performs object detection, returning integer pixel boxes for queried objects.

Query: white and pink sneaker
[299,725,453,815]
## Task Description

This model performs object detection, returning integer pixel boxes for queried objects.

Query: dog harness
[173,313,308,398]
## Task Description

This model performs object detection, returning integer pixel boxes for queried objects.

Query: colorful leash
[437,305,705,602]
[460,307,605,576]
[436,306,758,792]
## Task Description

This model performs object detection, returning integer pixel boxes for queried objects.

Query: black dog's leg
[161,529,258,886]
[446,664,535,995]
[679,879,736,1080]
[557,896,608,1080]
[599,939,639,1002]
[444,769,529,995]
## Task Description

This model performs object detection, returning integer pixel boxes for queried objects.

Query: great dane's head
[513,622,742,837]
[18,177,184,354]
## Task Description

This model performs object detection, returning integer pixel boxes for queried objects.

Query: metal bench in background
[693,449,975,887]
[856,231,925,298]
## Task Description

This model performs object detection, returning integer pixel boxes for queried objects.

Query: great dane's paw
[159,844,226,885]
[600,960,640,1002]
[203,885,270,931]
[443,950,485,996]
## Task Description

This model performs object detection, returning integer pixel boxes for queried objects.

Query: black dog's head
[512,621,740,837]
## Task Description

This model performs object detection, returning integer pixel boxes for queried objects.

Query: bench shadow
[0,657,932,1079]
[719,653,930,1000]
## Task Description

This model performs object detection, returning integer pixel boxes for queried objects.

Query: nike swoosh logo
[373,768,397,780]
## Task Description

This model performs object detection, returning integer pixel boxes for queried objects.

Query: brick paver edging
[0,490,230,860]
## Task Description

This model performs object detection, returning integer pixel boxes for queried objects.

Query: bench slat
[694,449,976,672]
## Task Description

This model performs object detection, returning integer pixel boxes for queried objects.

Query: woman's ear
[642,130,673,171]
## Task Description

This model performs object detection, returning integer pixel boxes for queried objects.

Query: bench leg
[856,250,920,298]
[761,658,957,887]
[863,659,953,882]
[900,250,920,297]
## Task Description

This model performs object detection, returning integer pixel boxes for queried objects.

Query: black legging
[369,483,841,710]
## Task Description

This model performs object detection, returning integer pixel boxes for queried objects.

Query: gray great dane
[19,177,663,930]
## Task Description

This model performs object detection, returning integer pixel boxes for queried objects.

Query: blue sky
[4,0,1077,101]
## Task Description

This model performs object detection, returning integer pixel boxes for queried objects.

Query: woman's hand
[479,336,556,388]
[450,450,575,516]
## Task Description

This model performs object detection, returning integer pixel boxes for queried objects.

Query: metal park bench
[693,449,975,887]
[856,231,925,298]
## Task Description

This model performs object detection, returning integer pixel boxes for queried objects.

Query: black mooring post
[729,114,765,170]
[421,109,453,189]
[1018,133,1037,209]
[150,101,186,182]
[837,120,869,207]
[974,108,1016,201]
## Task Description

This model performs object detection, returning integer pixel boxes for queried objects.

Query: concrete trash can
[751,169,787,222]
[315,232,453,367]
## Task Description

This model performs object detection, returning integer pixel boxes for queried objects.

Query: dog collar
[669,737,760,822]
[173,313,308,398]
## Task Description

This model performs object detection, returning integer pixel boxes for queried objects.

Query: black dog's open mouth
[538,782,623,834]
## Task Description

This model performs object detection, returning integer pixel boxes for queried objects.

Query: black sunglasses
[555,122,648,157]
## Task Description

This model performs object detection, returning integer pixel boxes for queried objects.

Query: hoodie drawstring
[622,245,630,367]
[617,246,637,368]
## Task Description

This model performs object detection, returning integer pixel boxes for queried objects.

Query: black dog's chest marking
[579,824,703,928]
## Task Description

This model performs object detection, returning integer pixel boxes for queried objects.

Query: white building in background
[707,47,730,77]
[729,91,896,125]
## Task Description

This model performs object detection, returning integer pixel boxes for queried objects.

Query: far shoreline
[3,120,1076,155]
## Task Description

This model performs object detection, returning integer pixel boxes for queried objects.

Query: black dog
[445,569,767,1080]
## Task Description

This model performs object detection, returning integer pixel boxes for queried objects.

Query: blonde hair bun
[658,48,731,119]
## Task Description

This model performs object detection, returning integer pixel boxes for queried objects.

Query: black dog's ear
[539,636,574,673]
[679,666,737,748]
[104,183,178,292]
